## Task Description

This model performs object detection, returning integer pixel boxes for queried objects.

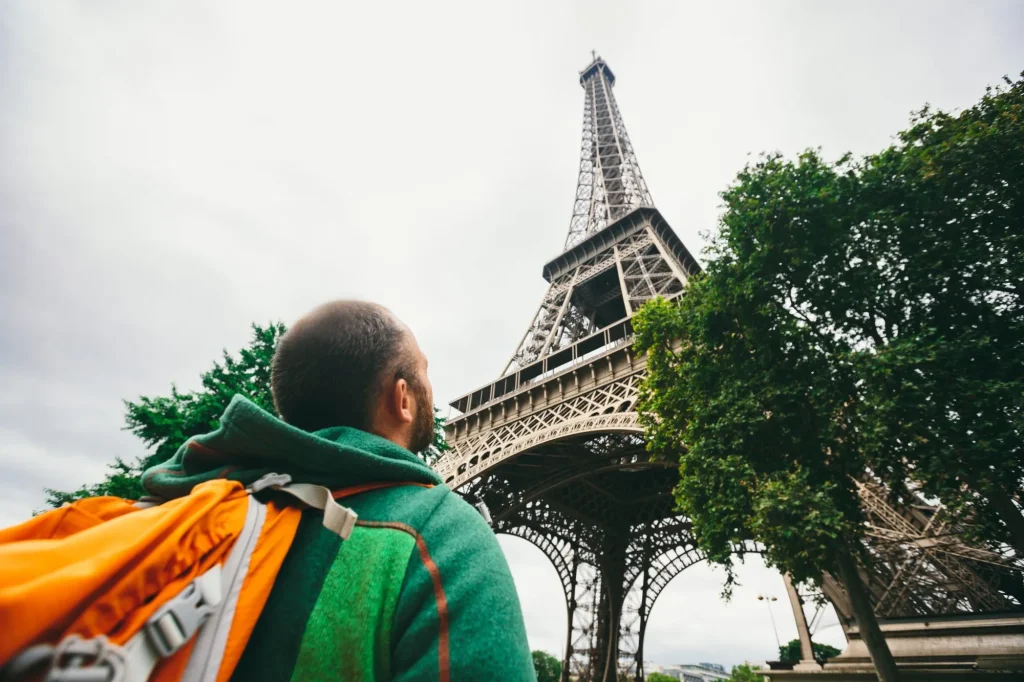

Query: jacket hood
[142,394,442,500]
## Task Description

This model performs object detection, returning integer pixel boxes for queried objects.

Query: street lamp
[757,593,782,650]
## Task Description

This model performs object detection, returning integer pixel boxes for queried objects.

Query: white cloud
[2,0,1021,668]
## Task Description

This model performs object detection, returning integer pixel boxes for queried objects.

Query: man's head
[271,301,434,453]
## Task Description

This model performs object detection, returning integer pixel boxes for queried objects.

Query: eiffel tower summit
[432,55,1023,682]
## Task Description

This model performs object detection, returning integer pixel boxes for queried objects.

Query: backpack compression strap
[1,566,223,682]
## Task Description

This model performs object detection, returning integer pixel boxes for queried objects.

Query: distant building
[646,662,730,681]
[668,663,731,682]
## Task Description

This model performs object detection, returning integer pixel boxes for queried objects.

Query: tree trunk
[835,546,901,682]
[986,488,1024,558]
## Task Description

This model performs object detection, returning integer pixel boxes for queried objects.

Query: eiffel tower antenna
[433,57,1022,682]
[567,52,654,251]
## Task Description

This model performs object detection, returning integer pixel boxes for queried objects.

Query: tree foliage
[778,638,841,664]
[635,70,1024,682]
[645,673,677,682]
[635,276,862,589]
[635,71,1024,577]
[46,322,449,506]
[727,664,762,682]
[531,650,561,682]
[422,410,451,466]
[849,76,1024,550]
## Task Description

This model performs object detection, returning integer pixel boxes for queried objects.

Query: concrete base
[765,671,1024,681]
[762,613,1024,681]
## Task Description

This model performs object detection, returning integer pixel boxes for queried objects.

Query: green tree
[46,322,448,506]
[634,73,1024,682]
[728,663,762,682]
[778,638,840,664]
[635,271,899,677]
[422,409,451,466]
[645,673,677,682]
[531,650,561,682]
[849,75,1024,553]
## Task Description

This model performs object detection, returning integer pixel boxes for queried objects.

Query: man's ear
[390,378,414,425]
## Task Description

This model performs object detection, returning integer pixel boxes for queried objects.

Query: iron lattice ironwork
[434,55,1023,682]
[565,53,653,251]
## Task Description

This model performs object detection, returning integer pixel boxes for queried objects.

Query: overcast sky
[2,0,1022,671]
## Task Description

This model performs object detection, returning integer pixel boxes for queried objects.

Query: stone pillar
[783,573,822,671]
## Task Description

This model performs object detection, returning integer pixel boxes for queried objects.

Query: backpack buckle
[2,636,126,682]
[143,565,223,658]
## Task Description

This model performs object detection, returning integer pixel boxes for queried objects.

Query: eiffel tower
[434,55,1022,681]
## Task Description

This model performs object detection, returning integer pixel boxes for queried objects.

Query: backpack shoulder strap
[247,474,359,540]
[332,481,435,500]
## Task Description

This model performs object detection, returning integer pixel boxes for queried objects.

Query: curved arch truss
[436,374,644,488]
[458,427,684,682]
[617,526,762,679]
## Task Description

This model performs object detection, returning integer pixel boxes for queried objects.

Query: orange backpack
[0,474,357,682]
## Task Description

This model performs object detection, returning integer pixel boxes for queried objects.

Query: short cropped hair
[271,301,416,432]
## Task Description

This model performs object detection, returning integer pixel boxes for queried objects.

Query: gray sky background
[2,0,1022,670]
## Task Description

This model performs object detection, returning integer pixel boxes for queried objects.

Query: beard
[408,377,435,455]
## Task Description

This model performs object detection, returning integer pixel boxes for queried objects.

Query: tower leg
[561,552,581,682]
[631,547,651,681]
[566,560,601,681]
[591,540,628,682]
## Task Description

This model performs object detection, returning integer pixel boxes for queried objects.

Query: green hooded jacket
[142,395,536,682]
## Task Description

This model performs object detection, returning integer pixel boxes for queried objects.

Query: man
[145,301,536,681]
